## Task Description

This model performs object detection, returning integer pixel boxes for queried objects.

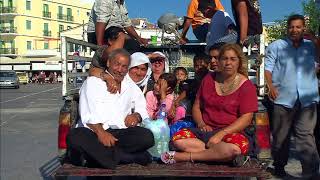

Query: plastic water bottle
[144,103,170,158]
[157,103,167,120]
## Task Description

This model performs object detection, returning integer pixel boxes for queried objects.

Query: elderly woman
[161,44,258,166]
[128,52,152,94]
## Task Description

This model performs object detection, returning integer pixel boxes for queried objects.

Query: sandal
[160,151,176,164]
[232,155,250,167]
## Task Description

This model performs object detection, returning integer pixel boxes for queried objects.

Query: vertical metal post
[258,34,265,97]
[61,36,68,97]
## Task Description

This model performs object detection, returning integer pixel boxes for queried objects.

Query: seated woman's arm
[207,112,253,146]
[192,97,213,132]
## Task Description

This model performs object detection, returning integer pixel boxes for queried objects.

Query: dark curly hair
[159,73,177,92]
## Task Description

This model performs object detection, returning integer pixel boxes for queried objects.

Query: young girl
[169,67,189,123]
[146,73,179,124]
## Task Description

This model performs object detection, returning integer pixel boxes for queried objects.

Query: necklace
[218,74,240,95]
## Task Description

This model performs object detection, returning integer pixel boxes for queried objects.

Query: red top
[196,72,258,129]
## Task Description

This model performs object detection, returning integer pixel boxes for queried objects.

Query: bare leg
[173,142,241,162]
[173,138,206,153]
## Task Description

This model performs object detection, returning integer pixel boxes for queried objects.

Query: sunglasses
[150,57,165,64]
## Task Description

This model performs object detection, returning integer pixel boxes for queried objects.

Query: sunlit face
[151,57,165,74]
[128,64,148,83]
[194,59,208,74]
[107,54,129,83]
[175,70,187,82]
[287,19,305,42]
[209,49,219,71]
[218,49,240,76]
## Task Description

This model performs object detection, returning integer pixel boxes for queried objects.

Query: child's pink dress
[146,91,185,124]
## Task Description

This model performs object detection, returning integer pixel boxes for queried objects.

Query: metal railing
[43,11,51,18]
[0,6,16,13]
[43,30,52,37]
[0,48,18,54]
[57,14,74,22]
[61,36,98,98]
[0,26,17,33]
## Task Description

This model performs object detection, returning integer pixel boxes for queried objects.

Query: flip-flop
[160,151,176,164]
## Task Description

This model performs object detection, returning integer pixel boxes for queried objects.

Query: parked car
[0,70,19,89]
[16,72,29,84]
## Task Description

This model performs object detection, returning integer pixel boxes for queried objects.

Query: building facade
[0,0,91,58]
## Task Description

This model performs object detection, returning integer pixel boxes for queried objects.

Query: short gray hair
[108,48,130,63]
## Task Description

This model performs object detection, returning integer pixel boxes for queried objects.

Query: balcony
[57,14,74,22]
[0,48,18,55]
[0,6,17,14]
[43,30,52,37]
[42,11,51,18]
[0,27,17,33]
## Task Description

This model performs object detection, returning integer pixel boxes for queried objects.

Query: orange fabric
[172,128,197,141]
[187,0,225,29]
[222,133,249,155]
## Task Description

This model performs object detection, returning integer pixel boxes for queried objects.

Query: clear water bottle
[144,103,170,158]
[157,103,167,120]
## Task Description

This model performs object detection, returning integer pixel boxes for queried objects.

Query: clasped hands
[198,123,227,147]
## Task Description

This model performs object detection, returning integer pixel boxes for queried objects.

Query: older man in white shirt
[66,49,154,169]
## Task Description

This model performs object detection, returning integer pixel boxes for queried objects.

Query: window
[43,23,50,36]
[0,1,4,9]
[26,20,31,30]
[43,4,50,18]
[67,8,72,21]
[9,20,14,32]
[59,24,64,32]
[58,6,63,19]
[27,41,32,50]
[67,26,71,30]
[43,4,49,12]
[58,24,63,37]
[9,20,13,27]
[0,20,4,29]
[26,0,31,10]
[44,23,48,31]
[0,41,5,48]
[8,0,12,7]
[44,42,49,49]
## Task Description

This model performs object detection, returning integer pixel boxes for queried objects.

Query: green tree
[265,19,287,42]
[303,0,320,35]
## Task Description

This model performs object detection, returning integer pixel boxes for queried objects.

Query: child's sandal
[160,151,176,164]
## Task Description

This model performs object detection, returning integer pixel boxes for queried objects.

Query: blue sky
[82,0,305,39]
[83,0,304,23]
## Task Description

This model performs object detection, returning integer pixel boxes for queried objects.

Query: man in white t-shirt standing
[66,49,154,169]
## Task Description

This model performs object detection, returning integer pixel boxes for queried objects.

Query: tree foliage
[265,19,287,42]
[303,0,320,35]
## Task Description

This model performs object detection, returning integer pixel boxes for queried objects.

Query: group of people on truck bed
[66,0,320,179]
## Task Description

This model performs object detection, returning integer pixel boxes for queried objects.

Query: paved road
[1,83,64,180]
[0,83,316,180]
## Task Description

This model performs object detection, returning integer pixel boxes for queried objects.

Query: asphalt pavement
[1,83,64,180]
[0,83,317,180]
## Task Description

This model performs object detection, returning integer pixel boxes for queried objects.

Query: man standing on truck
[87,0,148,47]
[66,49,154,169]
[265,14,319,179]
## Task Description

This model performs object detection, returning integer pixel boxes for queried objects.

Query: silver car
[0,70,19,89]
